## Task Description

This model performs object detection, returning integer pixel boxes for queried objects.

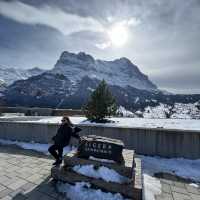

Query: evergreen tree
[83,80,117,122]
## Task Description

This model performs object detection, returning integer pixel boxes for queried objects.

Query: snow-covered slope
[142,102,200,119]
[52,51,157,91]
[0,79,6,91]
[0,66,45,86]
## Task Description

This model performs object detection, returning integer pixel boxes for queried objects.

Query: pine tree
[83,80,117,122]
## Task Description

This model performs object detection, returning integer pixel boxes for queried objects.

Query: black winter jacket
[52,124,81,147]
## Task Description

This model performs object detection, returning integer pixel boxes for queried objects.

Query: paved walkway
[0,144,66,200]
[155,177,200,200]
[0,144,199,200]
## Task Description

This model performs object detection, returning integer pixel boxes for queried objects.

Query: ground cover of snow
[141,155,200,200]
[0,139,75,155]
[1,113,200,131]
[73,164,130,184]
[7,116,199,131]
[57,181,129,200]
[89,156,116,163]
[140,155,200,183]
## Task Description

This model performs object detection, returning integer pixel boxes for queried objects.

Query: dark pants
[48,144,63,161]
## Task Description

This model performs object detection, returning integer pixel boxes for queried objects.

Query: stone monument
[51,135,142,200]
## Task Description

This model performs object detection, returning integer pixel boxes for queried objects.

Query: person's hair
[62,116,73,126]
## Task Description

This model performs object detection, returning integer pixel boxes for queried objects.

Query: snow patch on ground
[73,164,130,184]
[57,182,129,200]
[141,155,200,200]
[1,116,200,131]
[0,139,74,155]
[141,155,200,183]
[89,156,116,163]
[189,183,199,188]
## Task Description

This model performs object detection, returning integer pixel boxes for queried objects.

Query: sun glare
[108,24,128,47]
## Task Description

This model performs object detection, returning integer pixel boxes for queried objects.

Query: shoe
[52,159,62,166]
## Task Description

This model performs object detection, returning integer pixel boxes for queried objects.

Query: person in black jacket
[48,116,81,165]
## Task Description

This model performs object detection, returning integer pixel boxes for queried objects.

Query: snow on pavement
[141,155,200,200]
[140,155,200,183]
[73,164,130,184]
[57,182,129,200]
[0,139,75,155]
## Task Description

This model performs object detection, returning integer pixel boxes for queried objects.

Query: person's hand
[74,127,82,133]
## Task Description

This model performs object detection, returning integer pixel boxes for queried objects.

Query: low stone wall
[0,121,199,159]
[0,106,83,116]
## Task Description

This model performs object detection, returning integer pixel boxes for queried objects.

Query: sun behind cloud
[108,23,129,47]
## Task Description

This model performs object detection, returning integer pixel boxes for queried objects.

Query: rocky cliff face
[52,51,157,91]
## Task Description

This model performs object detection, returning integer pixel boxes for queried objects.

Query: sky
[0,0,200,94]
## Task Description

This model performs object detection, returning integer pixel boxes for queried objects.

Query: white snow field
[0,139,199,200]
[73,164,130,183]
[57,181,129,200]
[140,155,200,200]
[1,115,199,131]
[0,139,75,155]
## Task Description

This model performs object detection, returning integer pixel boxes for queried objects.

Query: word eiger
[84,141,113,154]
[77,135,124,163]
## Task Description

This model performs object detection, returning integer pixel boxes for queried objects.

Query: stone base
[63,150,134,178]
[51,150,142,200]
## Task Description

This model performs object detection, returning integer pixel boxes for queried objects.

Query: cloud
[95,42,111,50]
[0,0,104,35]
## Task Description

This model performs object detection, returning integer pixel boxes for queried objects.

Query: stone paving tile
[189,193,200,200]
[161,183,172,194]
[156,182,200,200]
[172,191,191,200]
[173,181,186,188]
[155,193,174,200]
[186,185,200,195]
[0,188,13,199]
[171,185,189,195]
[0,184,7,192]
[1,196,12,200]
[7,179,28,191]
[158,174,200,200]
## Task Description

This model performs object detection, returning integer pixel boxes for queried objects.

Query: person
[48,116,81,165]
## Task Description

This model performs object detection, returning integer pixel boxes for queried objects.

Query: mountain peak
[53,51,157,91]
[77,51,95,63]
[117,57,131,63]
[59,51,94,63]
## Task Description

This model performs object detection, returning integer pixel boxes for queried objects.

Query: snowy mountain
[52,51,157,91]
[0,66,45,86]
[4,71,200,113]
[1,51,200,115]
